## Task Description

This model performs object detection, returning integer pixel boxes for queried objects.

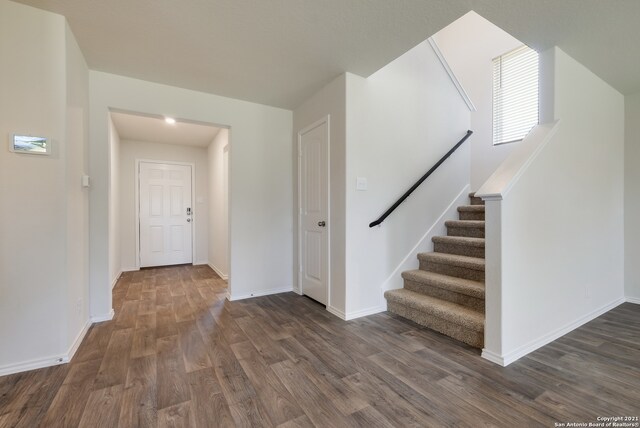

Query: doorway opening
[107,109,231,288]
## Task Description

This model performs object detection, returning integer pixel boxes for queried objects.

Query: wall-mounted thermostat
[9,134,50,155]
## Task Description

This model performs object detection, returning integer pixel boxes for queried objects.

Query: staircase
[384,193,485,348]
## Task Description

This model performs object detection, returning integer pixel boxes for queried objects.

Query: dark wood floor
[1,265,639,427]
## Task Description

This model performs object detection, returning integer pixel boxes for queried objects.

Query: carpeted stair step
[446,220,485,238]
[469,192,484,206]
[432,236,485,258]
[384,288,484,348]
[457,205,485,221]
[402,269,485,313]
[418,252,485,281]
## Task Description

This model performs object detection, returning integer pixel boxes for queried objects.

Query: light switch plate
[356,177,368,191]
[81,175,90,188]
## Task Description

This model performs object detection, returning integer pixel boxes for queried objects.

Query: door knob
[318,221,326,227]
[187,218,191,222]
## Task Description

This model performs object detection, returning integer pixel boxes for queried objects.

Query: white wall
[625,91,640,302]
[292,74,347,314]
[208,129,230,278]
[344,40,471,317]
[119,139,210,269]
[90,72,293,314]
[0,0,89,374]
[108,117,121,287]
[481,47,625,365]
[433,11,523,191]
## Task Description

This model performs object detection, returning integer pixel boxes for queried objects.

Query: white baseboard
[326,306,346,320]
[91,308,115,323]
[327,304,387,321]
[0,318,92,377]
[481,349,505,366]
[67,320,91,362]
[346,305,387,320]
[111,271,122,290]
[121,267,139,273]
[483,297,625,367]
[626,296,640,304]
[193,260,209,266]
[208,262,229,280]
[228,286,293,301]
[0,354,68,377]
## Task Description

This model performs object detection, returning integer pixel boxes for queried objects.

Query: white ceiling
[14,0,640,109]
[110,111,221,147]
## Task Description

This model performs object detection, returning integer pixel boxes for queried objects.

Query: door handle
[318,221,326,227]
[187,218,191,222]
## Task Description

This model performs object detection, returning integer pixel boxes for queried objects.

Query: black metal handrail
[369,130,473,228]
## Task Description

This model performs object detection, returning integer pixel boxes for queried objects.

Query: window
[492,45,539,145]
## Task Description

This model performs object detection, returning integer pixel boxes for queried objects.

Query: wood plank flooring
[1,264,639,427]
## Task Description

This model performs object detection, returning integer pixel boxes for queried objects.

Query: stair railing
[369,130,473,228]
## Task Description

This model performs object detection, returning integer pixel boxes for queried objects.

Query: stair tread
[457,205,485,212]
[385,289,484,331]
[418,252,485,271]
[402,270,484,298]
[445,220,485,228]
[432,236,485,247]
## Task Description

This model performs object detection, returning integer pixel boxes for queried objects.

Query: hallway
[1,265,639,427]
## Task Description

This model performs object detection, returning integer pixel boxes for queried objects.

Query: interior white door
[139,162,193,267]
[299,118,329,305]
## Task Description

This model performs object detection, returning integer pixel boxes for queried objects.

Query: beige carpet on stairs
[384,192,485,348]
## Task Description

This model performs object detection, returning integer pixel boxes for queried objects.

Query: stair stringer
[379,184,470,308]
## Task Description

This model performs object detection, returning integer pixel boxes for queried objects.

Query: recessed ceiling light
[165,117,176,124]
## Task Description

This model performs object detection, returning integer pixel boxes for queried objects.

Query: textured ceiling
[110,111,221,147]
[13,0,640,109]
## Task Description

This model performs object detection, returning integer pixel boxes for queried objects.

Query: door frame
[134,159,197,269]
[297,115,330,306]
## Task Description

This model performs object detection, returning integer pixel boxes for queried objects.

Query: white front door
[299,118,329,305]
[139,162,193,267]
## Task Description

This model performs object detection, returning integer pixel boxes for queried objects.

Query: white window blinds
[492,45,539,145]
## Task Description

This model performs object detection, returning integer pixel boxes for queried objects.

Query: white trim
[224,136,233,300]
[111,271,122,290]
[67,320,91,362]
[91,308,115,323]
[345,305,387,320]
[0,354,68,377]
[627,297,640,304]
[297,115,331,307]
[228,286,293,301]
[483,297,625,366]
[121,266,140,273]
[208,262,229,280]
[428,37,476,112]
[135,159,196,269]
[0,319,92,376]
[327,304,387,321]
[326,306,346,320]
[476,121,560,201]
[481,349,505,366]
[380,184,470,293]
